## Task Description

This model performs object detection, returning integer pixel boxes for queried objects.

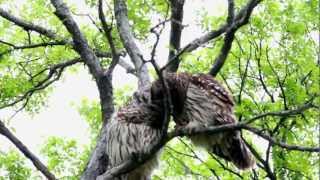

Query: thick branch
[100,122,319,179]
[50,0,103,79]
[166,0,185,72]
[163,0,262,73]
[118,58,136,75]
[0,120,57,180]
[209,29,236,76]
[99,101,318,179]
[98,38,173,180]
[0,8,58,39]
[114,0,150,89]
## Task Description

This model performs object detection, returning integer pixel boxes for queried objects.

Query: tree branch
[50,0,103,79]
[98,28,173,180]
[0,120,57,180]
[0,40,67,57]
[166,0,185,72]
[98,100,318,179]
[243,140,276,180]
[0,8,59,40]
[170,123,320,153]
[243,126,320,152]
[0,58,81,110]
[114,0,150,89]
[245,98,316,124]
[98,0,119,75]
[209,0,262,76]
[162,0,262,73]
[49,3,118,178]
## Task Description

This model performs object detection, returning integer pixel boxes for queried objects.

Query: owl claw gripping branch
[105,73,255,180]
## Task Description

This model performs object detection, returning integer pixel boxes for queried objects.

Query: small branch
[150,19,166,64]
[98,0,119,75]
[245,98,316,124]
[95,50,136,75]
[0,40,66,57]
[209,0,262,76]
[166,150,209,178]
[265,46,288,109]
[208,153,243,179]
[242,126,320,152]
[0,58,81,109]
[175,139,223,179]
[0,120,57,180]
[255,43,274,102]
[243,140,276,180]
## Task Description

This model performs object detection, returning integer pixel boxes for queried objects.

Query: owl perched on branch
[105,73,254,180]
[152,73,255,169]
[105,88,164,180]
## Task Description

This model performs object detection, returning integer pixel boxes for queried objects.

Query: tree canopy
[0,0,319,179]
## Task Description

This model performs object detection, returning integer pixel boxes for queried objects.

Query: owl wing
[186,74,255,169]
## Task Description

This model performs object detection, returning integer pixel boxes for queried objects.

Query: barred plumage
[105,89,163,180]
[105,73,254,180]
[152,73,255,169]
[176,73,255,169]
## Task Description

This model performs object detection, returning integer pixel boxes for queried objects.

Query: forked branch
[114,0,150,89]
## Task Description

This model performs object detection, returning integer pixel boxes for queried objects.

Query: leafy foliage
[0,150,32,180]
[40,137,87,179]
[0,0,318,179]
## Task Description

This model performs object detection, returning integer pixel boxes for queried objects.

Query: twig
[0,58,81,110]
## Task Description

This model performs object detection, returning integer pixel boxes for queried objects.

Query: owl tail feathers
[212,137,255,170]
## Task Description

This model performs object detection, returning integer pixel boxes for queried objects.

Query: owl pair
[105,73,254,180]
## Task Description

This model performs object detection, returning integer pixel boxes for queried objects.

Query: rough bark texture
[166,0,185,72]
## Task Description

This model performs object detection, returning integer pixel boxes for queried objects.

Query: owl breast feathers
[105,73,254,180]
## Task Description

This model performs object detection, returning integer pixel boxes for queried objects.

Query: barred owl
[105,88,164,180]
[152,73,255,169]
[105,73,254,180]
